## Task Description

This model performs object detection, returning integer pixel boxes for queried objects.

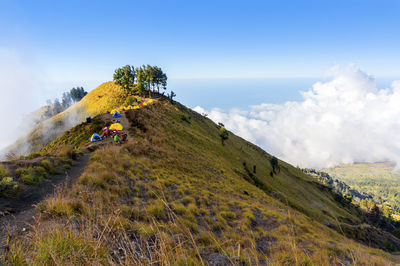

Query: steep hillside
[6,82,125,156]
[2,96,399,264]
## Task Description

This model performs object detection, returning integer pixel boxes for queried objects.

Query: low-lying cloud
[0,47,83,157]
[0,48,46,151]
[194,65,400,169]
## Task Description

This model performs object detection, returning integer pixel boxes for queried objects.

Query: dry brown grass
[3,101,399,265]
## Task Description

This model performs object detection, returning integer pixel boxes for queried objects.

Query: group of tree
[113,64,168,97]
[301,167,399,221]
[301,168,366,201]
[46,87,87,117]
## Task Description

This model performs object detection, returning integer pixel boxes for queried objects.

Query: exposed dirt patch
[201,252,232,266]
[255,235,277,255]
[251,208,281,231]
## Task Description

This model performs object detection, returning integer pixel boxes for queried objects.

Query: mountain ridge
[1,82,399,264]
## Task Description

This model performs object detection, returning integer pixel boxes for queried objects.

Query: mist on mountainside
[0,49,91,159]
[3,48,400,170]
[0,48,48,154]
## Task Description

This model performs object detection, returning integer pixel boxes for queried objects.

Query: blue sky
[1,0,400,85]
[2,0,400,165]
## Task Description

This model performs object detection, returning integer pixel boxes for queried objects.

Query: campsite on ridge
[3,2,400,264]
[0,65,399,264]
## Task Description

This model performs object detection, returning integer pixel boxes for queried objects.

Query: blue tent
[112,111,121,118]
[90,133,102,142]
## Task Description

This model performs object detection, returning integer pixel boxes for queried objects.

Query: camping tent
[110,123,123,131]
[112,111,121,118]
[90,133,102,142]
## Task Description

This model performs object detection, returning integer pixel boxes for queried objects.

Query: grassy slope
[5,98,399,264]
[7,82,125,156]
[325,162,400,213]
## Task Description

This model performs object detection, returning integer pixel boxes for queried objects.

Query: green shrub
[178,217,198,232]
[147,200,165,219]
[15,167,28,177]
[172,202,188,215]
[57,146,78,160]
[40,160,58,174]
[40,160,52,170]
[0,176,19,197]
[34,166,49,179]
[220,211,237,220]
[187,203,198,215]
[119,204,133,218]
[39,198,86,218]
[19,173,38,185]
[4,241,26,265]
[196,231,214,246]
[0,167,17,197]
[219,127,229,145]
[0,165,9,178]
[34,231,108,265]
[180,114,191,123]
[182,196,195,205]
[17,166,50,185]
[270,156,280,176]
[39,199,74,217]
[79,175,106,189]
[124,95,138,106]
[18,153,42,160]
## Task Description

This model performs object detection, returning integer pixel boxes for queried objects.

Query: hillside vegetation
[2,84,400,264]
[6,82,125,157]
[325,162,400,219]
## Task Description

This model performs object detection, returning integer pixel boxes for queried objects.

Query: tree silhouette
[269,156,280,176]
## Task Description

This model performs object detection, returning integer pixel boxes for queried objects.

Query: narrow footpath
[0,110,133,254]
[0,152,91,252]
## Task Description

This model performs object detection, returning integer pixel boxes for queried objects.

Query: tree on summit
[114,64,168,97]
[113,65,135,94]
[135,65,168,96]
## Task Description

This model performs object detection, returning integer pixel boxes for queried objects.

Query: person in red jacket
[121,133,127,142]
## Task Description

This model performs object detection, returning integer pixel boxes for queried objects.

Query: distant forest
[44,87,87,118]
[302,168,395,220]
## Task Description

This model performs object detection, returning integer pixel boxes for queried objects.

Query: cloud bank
[0,48,47,150]
[0,48,93,157]
[194,65,400,169]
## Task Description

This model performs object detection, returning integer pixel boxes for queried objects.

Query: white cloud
[194,65,400,169]
[0,48,47,151]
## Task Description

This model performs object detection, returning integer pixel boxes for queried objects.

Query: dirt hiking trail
[0,110,133,255]
[0,153,91,252]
